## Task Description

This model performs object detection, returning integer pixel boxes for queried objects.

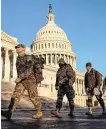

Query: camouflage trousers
[87,89,105,108]
[56,85,75,110]
[9,76,41,112]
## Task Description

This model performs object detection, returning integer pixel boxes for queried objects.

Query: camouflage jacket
[84,68,102,89]
[103,77,106,90]
[55,64,75,87]
[16,54,35,80]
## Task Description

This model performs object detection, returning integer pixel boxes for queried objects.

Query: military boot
[32,108,43,119]
[1,98,15,119]
[85,107,93,115]
[68,105,75,118]
[98,98,106,115]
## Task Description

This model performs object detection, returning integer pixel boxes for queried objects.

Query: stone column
[51,54,52,65]
[73,57,75,68]
[74,57,76,68]
[83,80,85,95]
[70,56,72,66]
[75,79,77,95]
[68,56,70,64]
[1,56,3,80]
[13,51,17,79]
[72,57,74,68]
[3,48,10,82]
[55,54,57,65]
[46,54,48,65]
[77,79,80,95]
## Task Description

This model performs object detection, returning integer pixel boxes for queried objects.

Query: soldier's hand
[55,86,59,90]
[15,78,21,83]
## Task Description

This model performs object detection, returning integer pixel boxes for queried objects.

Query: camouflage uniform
[103,77,106,94]
[84,69,105,113]
[1,44,44,119]
[55,59,75,112]
[9,54,41,112]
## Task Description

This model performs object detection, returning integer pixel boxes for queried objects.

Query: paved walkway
[1,108,106,129]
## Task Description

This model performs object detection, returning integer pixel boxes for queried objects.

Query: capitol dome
[31,4,76,69]
[35,21,68,41]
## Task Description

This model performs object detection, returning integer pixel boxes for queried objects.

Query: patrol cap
[58,58,66,64]
[15,44,26,49]
[86,62,92,67]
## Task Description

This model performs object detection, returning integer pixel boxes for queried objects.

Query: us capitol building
[1,5,106,107]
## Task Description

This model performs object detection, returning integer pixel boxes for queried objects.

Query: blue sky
[1,0,106,76]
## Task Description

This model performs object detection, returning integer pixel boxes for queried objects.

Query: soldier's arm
[103,77,106,91]
[66,65,74,86]
[55,72,58,86]
[84,74,88,89]
[95,71,102,87]
[19,56,34,80]
[66,65,73,79]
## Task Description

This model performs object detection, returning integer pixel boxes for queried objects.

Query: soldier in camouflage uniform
[51,58,76,118]
[1,44,43,119]
[84,62,106,115]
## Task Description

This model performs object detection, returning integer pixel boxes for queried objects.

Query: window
[48,54,51,64]
[45,43,46,48]
[51,84,53,92]
[62,44,64,49]
[42,44,43,49]
[59,44,61,48]
[48,43,50,48]
[39,45,40,49]
[52,55,55,64]
[56,43,57,48]
[52,43,54,48]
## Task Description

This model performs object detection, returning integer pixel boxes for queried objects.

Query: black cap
[86,62,92,67]
[15,44,26,49]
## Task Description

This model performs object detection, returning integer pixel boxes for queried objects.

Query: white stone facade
[1,7,106,107]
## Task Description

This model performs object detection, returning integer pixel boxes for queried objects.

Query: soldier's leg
[95,93,106,114]
[27,83,43,119]
[1,83,25,119]
[51,87,65,118]
[56,87,65,111]
[65,86,75,117]
[86,92,93,115]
